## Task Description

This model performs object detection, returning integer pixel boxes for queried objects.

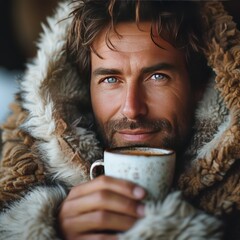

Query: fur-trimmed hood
[0,1,239,239]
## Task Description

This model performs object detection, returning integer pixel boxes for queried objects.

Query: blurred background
[0,0,239,125]
[0,0,59,124]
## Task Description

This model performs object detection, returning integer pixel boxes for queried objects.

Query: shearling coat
[0,1,239,239]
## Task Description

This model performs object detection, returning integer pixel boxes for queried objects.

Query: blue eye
[103,77,118,83]
[151,73,168,81]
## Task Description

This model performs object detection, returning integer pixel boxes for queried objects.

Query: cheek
[148,86,193,126]
[90,87,121,126]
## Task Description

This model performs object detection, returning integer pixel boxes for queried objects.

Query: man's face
[90,22,196,150]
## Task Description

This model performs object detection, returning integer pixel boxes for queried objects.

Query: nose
[121,83,148,120]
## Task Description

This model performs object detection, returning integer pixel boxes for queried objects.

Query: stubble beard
[94,117,182,150]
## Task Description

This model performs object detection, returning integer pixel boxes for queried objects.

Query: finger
[60,190,145,218]
[61,210,137,234]
[71,234,118,240]
[68,175,146,200]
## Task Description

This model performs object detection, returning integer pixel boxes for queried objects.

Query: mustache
[105,117,172,133]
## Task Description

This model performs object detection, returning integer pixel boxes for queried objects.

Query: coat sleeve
[0,188,222,240]
[0,185,67,240]
[119,191,223,240]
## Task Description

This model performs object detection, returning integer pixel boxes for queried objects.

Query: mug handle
[90,159,104,180]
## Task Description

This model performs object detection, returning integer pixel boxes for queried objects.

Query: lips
[117,129,158,142]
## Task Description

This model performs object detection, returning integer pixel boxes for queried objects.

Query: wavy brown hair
[67,0,210,89]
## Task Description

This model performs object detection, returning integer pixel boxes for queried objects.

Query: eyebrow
[92,68,121,77]
[92,62,177,77]
[140,63,176,75]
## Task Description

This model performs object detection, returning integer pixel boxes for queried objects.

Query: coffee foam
[108,147,174,156]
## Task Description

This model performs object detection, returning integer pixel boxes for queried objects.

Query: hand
[58,175,146,240]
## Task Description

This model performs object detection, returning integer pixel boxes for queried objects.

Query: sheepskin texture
[119,192,222,240]
[178,2,240,216]
[0,0,239,239]
[0,185,67,240]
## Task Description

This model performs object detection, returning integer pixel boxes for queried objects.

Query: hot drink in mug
[90,147,176,201]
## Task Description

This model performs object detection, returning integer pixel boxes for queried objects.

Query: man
[0,0,239,239]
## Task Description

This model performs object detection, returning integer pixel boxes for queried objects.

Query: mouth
[117,129,159,142]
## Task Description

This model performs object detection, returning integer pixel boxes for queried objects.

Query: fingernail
[133,186,145,199]
[137,204,145,217]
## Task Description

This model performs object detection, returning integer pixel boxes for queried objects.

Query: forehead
[92,22,153,53]
[91,22,186,67]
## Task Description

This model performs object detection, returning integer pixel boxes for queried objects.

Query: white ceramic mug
[90,147,175,201]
